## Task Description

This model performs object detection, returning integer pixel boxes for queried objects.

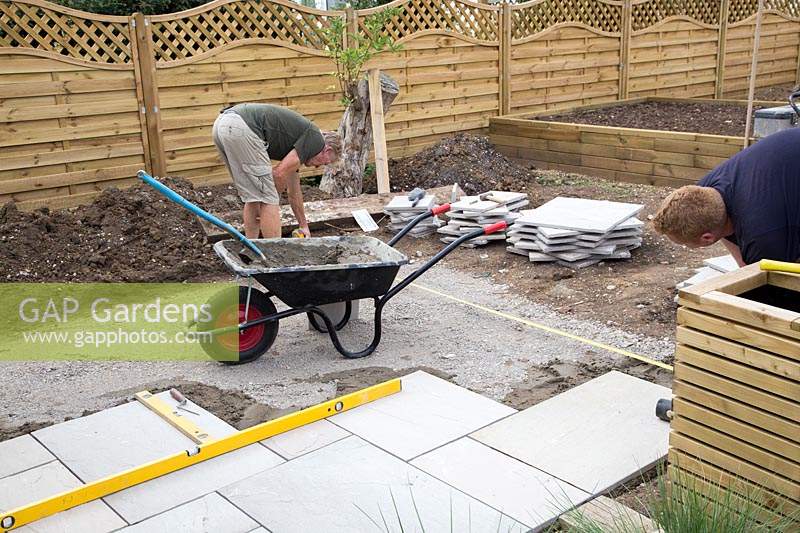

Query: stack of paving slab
[506,197,644,269]
[437,191,529,248]
[676,254,739,290]
[383,194,441,238]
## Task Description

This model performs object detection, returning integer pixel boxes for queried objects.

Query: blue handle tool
[137,170,266,261]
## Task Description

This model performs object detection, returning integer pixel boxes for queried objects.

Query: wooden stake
[618,0,632,99]
[132,13,166,177]
[714,0,730,99]
[368,69,390,194]
[500,2,511,115]
[743,0,764,149]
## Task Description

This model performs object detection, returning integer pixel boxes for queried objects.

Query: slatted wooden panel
[155,44,342,186]
[0,1,147,210]
[508,26,621,115]
[722,12,800,97]
[629,19,720,98]
[673,267,800,523]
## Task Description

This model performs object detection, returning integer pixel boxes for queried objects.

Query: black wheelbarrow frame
[210,204,507,362]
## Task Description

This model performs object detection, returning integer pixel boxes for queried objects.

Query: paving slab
[0,435,54,479]
[516,197,643,233]
[117,493,257,533]
[0,461,125,533]
[329,371,515,460]
[472,371,670,495]
[703,254,739,273]
[32,392,284,523]
[412,437,590,530]
[260,419,350,460]
[221,435,525,532]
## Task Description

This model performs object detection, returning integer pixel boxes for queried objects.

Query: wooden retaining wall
[1,0,800,208]
[489,97,751,187]
[672,265,800,524]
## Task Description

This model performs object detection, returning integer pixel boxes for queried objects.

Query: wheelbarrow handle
[386,203,451,247]
[136,170,266,262]
[382,222,507,303]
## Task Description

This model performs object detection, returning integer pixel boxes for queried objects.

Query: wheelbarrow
[136,171,507,364]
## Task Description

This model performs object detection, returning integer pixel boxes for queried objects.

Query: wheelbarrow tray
[213,236,409,308]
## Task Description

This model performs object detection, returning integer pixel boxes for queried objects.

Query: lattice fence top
[631,0,719,30]
[149,0,342,62]
[729,0,800,21]
[511,0,622,39]
[358,0,498,43]
[0,0,131,63]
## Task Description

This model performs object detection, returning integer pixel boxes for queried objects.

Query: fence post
[618,0,632,99]
[499,2,511,115]
[715,0,730,99]
[131,12,166,178]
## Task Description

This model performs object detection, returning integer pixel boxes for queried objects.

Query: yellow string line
[410,282,674,372]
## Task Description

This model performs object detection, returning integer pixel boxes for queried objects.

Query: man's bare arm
[273,149,310,235]
[721,238,746,266]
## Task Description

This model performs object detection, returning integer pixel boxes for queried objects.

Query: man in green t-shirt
[212,103,342,238]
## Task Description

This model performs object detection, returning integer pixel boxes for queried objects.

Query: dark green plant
[321,8,401,107]
[55,0,207,15]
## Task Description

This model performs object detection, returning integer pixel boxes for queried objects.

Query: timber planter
[489,97,784,187]
[671,263,800,523]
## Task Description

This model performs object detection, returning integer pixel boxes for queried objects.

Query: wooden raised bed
[489,97,785,187]
[671,263,800,523]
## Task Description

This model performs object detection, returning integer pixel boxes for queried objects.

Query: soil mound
[387,133,538,195]
[0,178,226,282]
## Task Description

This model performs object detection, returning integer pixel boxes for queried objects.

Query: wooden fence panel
[629,19,720,98]
[0,2,147,209]
[723,11,800,97]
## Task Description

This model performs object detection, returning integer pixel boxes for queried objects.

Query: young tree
[318,8,400,197]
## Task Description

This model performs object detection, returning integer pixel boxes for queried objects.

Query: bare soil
[754,83,797,102]
[539,101,761,136]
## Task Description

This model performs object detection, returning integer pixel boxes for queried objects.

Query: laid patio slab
[472,371,671,495]
[260,419,350,460]
[329,370,515,460]
[221,435,526,532]
[0,434,54,479]
[117,493,257,533]
[412,437,590,530]
[31,391,284,523]
[0,461,125,533]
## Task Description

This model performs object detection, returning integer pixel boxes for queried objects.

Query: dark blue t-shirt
[698,128,800,264]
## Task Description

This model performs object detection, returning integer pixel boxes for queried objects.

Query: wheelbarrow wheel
[307,301,352,333]
[198,286,279,365]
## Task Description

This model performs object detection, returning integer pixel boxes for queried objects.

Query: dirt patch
[384,133,539,195]
[539,101,761,136]
[197,182,332,214]
[0,420,53,442]
[0,177,226,282]
[503,354,672,411]
[754,83,797,102]
[610,469,663,516]
[314,366,455,396]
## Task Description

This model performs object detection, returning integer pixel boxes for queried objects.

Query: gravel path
[0,263,674,432]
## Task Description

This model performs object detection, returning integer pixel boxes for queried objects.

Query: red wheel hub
[217,304,265,353]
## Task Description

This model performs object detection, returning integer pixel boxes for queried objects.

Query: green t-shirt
[232,103,325,164]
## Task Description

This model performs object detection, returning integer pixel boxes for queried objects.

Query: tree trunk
[319,73,399,197]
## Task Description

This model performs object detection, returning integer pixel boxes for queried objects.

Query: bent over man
[652,127,800,266]
[213,103,341,239]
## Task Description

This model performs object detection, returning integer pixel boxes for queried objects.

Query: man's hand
[300,224,311,237]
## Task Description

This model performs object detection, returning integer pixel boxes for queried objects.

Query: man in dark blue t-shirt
[652,128,800,266]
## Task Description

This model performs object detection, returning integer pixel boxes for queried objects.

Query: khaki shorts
[212,111,280,205]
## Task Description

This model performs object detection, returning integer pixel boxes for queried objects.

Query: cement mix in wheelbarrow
[0,371,669,532]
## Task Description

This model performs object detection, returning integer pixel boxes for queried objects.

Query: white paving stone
[260,419,349,459]
[516,197,643,233]
[472,371,671,495]
[0,435,54,479]
[703,254,739,273]
[329,370,515,460]
[412,437,590,530]
[0,461,125,533]
[32,392,284,523]
[221,436,525,533]
[117,493,257,533]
